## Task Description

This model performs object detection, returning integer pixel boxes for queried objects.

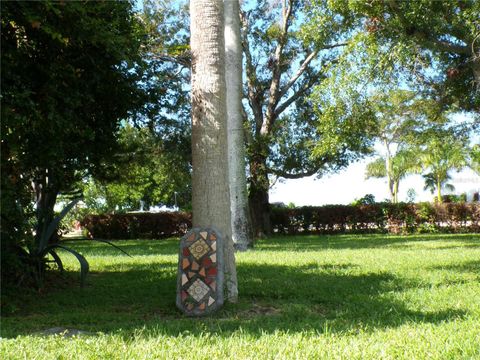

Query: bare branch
[279,50,318,99]
[149,53,191,67]
[241,11,264,131]
[278,42,346,99]
[274,85,309,118]
[269,167,318,179]
[262,0,295,135]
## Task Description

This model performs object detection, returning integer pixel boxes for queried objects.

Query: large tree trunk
[473,61,480,92]
[190,0,238,302]
[248,152,272,237]
[225,0,253,251]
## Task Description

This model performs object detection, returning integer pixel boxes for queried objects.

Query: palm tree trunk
[190,0,238,302]
[225,0,253,251]
[436,175,442,203]
[384,141,395,202]
[393,180,399,204]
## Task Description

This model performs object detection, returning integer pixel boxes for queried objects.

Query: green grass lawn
[1,233,480,359]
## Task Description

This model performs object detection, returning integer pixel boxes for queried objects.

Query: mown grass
[1,233,480,359]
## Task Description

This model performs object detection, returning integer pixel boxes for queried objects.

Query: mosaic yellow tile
[189,238,210,260]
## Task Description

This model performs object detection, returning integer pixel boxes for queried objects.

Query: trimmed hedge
[271,203,480,235]
[81,203,480,239]
[81,212,191,239]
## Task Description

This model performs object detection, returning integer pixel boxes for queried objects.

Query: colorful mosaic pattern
[176,227,224,316]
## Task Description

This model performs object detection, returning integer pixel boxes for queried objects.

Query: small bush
[270,203,480,235]
[81,212,192,239]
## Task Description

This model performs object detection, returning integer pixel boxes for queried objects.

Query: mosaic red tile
[209,233,217,241]
[187,233,195,242]
[202,258,213,268]
[199,302,206,310]
[181,290,188,301]
[182,247,190,257]
[182,258,190,269]
[207,267,217,276]
[199,268,206,277]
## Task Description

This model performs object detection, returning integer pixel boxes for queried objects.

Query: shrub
[270,203,480,235]
[81,212,192,239]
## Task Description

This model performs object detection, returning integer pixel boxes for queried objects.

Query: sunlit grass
[1,233,479,359]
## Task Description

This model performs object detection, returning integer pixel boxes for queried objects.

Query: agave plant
[18,198,129,288]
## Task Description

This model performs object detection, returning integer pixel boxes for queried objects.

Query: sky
[269,111,480,206]
[269,159,480,206]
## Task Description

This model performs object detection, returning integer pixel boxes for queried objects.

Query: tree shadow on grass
[430,260,480,274]
[259,233,480,251]
[2,260,467,339]
[61,238,180,257]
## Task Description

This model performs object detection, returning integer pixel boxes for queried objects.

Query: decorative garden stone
[176,227,224,315]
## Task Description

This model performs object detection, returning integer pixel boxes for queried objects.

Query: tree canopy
[325,0,480,111]
[1,0,152,285]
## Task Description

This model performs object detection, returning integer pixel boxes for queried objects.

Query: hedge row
[81,212,191,239]
[271,203,480,234]
[81,203,480,239]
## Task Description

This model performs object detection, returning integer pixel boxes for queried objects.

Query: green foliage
[81,212,191,240]
[81,125,191,213]
[1,0,150,288]
[406,188,417,203]
[351,194,376,206]
[74,0,193,215]
[419,126,471,202]
[326,0,480,111]
[471,144,480,175]
[9,199,90,288]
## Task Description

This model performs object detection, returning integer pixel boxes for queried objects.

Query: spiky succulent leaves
[38,198,81,253]
[48,249,64,272]
[61,238,133,258]
[42,244,89,287]
[93,239,132,258]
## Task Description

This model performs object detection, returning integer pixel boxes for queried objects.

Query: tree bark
[384,141,396,203]
[190,0,238,302]
[224,0,253,251]
[436,176,442,203]
[248,150,271,237]
[393,180,399,204]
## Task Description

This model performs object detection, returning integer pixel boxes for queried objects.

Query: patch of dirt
[240,303,282,317]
